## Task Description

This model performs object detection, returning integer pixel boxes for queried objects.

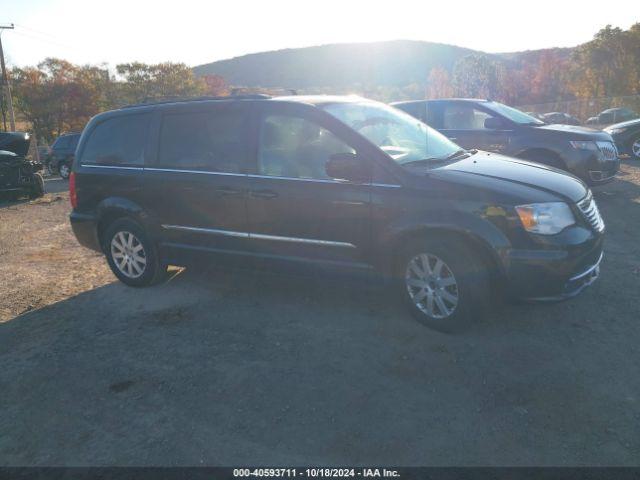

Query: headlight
[570,140,598,151]
[515,202,575,235]
[605,127,628,135]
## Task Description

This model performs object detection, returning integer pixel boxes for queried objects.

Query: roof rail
[121,94,271,109]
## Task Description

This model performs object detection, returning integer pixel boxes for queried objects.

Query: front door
[245,104,372,266]
[438,102,512,154]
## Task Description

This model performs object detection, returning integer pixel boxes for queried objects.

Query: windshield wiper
[401,149,475,168]
[443,148,471,161]
[400,158,444,167]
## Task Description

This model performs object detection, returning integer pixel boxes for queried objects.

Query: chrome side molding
[161,224,356,248]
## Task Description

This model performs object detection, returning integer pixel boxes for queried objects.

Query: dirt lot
[0,168,639,466]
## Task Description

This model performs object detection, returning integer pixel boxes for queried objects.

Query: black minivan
[70,95,604,332]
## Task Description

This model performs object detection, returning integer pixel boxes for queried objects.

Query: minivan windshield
[486,102,545,125]
[322,101,461,165]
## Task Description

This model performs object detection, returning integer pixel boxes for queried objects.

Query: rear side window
[157,108,247,173]
[81,114,150,166]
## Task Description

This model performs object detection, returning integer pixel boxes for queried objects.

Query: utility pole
[0,24,16,131]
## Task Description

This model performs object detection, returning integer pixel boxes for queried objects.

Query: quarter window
[258,115,355,180]
[82,114,150,166]
[158,109,247,173]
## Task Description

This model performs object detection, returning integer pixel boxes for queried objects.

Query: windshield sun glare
[322,101,461,165]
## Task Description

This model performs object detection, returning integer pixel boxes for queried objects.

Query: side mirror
[484,117,505,129]
[326,152,369,183]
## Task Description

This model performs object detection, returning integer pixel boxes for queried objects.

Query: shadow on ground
[1,257,639,466]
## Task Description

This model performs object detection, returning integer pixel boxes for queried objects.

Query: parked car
[46,132,81,179]
[604,118,640,160]
[0,132,44,200]
[541,112,581,126]
[586,107,638,127]
[70,95,604,332]
[391,99,619,185]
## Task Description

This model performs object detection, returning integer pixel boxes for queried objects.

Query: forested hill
[192,40,490,88]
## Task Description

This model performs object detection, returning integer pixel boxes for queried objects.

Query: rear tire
[397,237,490,333]
[103,218,167,287]
[29,173,44,199]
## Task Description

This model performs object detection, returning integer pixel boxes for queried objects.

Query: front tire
[103,218,167,287]
[58,162,70,179]
[631,136,640,160]
[397,238,490,333]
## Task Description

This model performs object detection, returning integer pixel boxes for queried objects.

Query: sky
[1,0,638,68]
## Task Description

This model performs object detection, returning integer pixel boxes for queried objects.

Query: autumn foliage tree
[12,58,110,141]
[202,74,229,96]
[426,67,453,98]
[570,24,640,99]
[115,62,208,103]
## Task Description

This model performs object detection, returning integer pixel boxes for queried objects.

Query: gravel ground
[0,168,639,466]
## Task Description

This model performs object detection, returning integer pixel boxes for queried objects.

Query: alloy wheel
[59,163,70,178]
[632,138,640,159]
[405,253,459,319]
[110,231,147,279]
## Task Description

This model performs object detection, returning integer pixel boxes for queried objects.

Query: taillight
[69,172,78,209]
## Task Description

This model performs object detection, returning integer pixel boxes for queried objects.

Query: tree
[452,55,500,99]
[202,74,229,96]
[12,58,109,141]
[571,24,640,99]
[426,67,453,98]
[116,62,206,103]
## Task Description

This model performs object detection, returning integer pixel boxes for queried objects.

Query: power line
[0,23,16,131]
[13,23,64,41]
[12,29,75,50]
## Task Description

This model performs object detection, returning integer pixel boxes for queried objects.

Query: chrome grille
[577,192,605,232]
[596,141,618,161]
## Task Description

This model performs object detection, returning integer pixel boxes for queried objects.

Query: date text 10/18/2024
[233,468,401,478]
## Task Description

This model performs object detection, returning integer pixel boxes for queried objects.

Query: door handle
[216,186,243,196]
[250,189,278,199]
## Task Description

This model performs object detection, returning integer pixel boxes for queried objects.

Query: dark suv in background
[392,99,619,185]
[47,132,80,179]
[70,95,604,332]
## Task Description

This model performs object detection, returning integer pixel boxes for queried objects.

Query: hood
[431,151,588,203]
[0,132,31,157]
[533,123,611,139]
[604,118,640,131]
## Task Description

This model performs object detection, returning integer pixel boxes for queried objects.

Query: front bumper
[524,252,602,301]
[505,232,604,301]
[564,147,620,185]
